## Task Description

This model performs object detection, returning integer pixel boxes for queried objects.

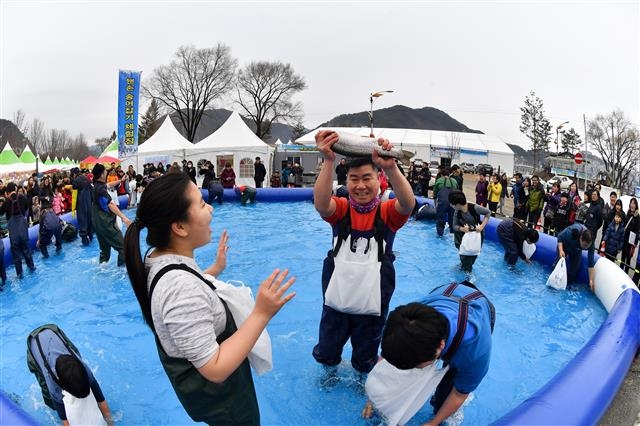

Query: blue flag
[117,70,142,158]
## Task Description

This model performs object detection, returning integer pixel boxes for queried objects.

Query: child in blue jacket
[601,212,625,261]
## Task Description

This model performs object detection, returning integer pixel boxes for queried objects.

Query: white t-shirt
[146,254,226,368]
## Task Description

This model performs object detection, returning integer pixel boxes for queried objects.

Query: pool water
[0,201,606,425]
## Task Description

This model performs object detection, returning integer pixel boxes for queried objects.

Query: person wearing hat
[71,167,93,245]
[253,157,267,188]
[91,163,132,266]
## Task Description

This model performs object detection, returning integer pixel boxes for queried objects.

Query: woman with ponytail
[124,173,296,425]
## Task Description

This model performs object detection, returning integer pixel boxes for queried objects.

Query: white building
[296,127,515,173]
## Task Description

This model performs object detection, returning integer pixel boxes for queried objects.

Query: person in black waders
[91,163,131,266]
[311,130,415,375]
[26,324,114,425]
[363,281,495,425]
[71,167,94,245]
[0,182,35,279]
[123,173,296,425]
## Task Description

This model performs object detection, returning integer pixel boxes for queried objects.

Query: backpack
[26,324,81,410]
[61,223,78,242]
[575,202,589,224]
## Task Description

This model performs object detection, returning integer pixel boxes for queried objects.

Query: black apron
[149,264,259,425]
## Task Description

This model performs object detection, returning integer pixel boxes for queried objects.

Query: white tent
[121,116,195,172]
[191,112,274,186]
[296,127,515,174]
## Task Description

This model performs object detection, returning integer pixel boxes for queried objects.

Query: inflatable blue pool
[0,189,637,425]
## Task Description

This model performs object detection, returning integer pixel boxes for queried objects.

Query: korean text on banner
[117,70,142,158]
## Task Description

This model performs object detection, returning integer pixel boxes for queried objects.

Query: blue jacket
[557,223,596,268]
[419,284,492,394]
[603,221,625,253]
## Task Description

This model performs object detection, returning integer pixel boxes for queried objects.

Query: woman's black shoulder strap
[149,263,216,305]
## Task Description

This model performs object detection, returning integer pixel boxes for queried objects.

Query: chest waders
[26,324,81,410]
[149,264,259,426]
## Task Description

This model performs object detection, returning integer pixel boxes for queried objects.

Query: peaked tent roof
[195,112,270,150]
[100,140,119,158]
[0,142,21,165]
[19,145,37,163]
[138,116,194,154]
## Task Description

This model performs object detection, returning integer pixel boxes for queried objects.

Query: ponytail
[124,220,152,326]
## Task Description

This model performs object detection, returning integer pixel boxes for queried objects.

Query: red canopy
[97,155,120,164]
[80,155,98,164]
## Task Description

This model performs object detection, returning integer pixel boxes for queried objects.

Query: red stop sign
[575,152,583,164]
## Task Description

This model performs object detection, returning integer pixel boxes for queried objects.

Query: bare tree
[235,61,307,141]
[44,129,70,160]
[143,44,237,142]
[587,110,639,191]
[94,136,112,153]
[28,118,46,157]
[446,132,461,163]
[68,133,90,160]
[13,109,29,136]
[520,91,552,170]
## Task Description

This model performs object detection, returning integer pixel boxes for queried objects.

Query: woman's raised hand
[254,269,296,319]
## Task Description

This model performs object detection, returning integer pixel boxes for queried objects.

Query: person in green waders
[123,173,296,425]
[91,163,131,266]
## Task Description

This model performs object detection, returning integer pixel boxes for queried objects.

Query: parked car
[546,175,574,191]
[430,160,440,168]
[460,162,475,173]
[474,164,494,175]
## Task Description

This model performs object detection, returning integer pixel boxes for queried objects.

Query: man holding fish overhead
[312,130,415,374]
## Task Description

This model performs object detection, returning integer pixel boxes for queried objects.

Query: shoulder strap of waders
[148,263,236,347]
[149,264,217,303]
[332,204,385,262]
[440,282,484,362]
[30,325,82,387]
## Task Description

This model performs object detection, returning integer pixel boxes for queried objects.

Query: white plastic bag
[522,241,537,260]
[365,359,449,426]
[546,258,567,290]
[62,389,107,426]
[459,232,482,256]
[204,275,273,375]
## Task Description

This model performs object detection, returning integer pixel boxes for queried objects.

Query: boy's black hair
[448,190,467,206]
[381,303,449,370]
[55,355,90,398]
[524,228,539,244]
[579,228,593,245]
[345,157,376,171]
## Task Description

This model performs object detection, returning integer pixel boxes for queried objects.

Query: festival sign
[117,70,142,158]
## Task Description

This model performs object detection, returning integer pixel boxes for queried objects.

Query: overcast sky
[1,0,638,149]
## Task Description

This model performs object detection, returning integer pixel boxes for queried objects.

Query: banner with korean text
[117,70,142,158]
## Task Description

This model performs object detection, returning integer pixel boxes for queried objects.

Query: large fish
[330,131,414,163]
